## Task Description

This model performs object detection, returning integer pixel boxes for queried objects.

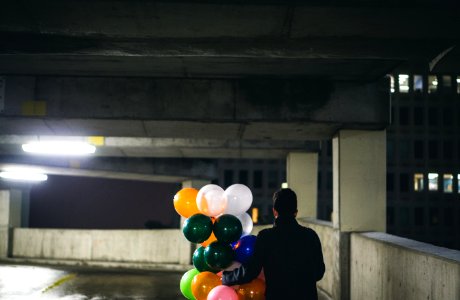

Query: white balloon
[196,184,226,217]
[236,213,253,236]
[223,184,253,216]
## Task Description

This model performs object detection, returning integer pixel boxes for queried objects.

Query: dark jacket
[222,216,325,300]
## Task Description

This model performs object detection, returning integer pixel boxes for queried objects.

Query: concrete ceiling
[0,0,459,181]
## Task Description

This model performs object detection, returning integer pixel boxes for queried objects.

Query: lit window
[398,74,409,93]
[428,173,438,191]
[442,75,451,88]
[458,175,460,193]
[414,173,424,191]
[443,174,453,193]
[251,207,259,224]
[457,76,460,94]
[428,75,438,94]
[389,75,395,93]
[413,75,423,92]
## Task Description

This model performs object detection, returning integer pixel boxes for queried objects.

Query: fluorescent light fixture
[0,168,48,182]
[22,141,96,156]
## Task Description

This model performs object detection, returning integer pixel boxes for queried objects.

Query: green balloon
[204,241,234,270]
[193,246,219,273]
[180,268,199,300]
[183,214,213,243]
[213,214,243,244]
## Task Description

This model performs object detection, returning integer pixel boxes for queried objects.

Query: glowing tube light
[0,170,48,182]
[22,141,96,156]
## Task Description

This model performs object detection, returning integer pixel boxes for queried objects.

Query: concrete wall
[9,224,460,300]
[350,232,460,300]
[0,190,22,257]
[12,228,192,265]
[300,219,337,300]
[300,220,460,300]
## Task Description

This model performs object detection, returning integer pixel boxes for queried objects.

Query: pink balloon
[208,285,239,300]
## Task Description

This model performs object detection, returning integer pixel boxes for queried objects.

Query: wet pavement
[0,264,185,300]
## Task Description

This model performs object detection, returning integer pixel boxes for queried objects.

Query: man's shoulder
[298,225,321,239]
[256,227,276,239]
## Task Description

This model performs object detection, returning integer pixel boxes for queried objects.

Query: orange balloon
[201,231,217,247]
[173,188,200,218]
[191,271,222,300]
[237,278,265,300]
[201,217,217,247]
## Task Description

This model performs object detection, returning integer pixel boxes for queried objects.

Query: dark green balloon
[213,214,243,244]
[204,241,234,270]
[192,246,219,273]
[183,214,213,243]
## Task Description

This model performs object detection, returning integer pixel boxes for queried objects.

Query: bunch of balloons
[174,184,266,300]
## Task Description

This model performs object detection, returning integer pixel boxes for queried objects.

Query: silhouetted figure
[222,188,325,300]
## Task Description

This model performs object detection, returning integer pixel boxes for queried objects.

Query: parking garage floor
[0,264,185,300]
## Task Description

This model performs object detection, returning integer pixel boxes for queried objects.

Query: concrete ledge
[360,232,460,263]
[0,257,192,272]
[351,232,460,300]
[12,228,193,265]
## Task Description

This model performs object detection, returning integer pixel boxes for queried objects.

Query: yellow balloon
[173,188,200,218]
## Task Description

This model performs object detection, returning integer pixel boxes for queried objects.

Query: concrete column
[332,130,386,232]
[0,190,22,257]
[286,152,318,219]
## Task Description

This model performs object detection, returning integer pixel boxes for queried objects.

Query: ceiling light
[0,168,48,182]
[22,141,96,156]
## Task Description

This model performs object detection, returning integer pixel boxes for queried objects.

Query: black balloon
[182,213,213,243]
[213,214,243,244]
[193,246,219,273]
[204,241,234,270]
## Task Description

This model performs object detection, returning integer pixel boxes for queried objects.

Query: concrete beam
[0,135,321,159]
[0,156,218,183]
[1,2,458,40]
[1,2,458,78]
[0,76,389,139]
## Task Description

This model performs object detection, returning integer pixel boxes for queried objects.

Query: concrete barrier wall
[299,219,336,299]
[11,224,460,300]
[350,232,460,300]
[12,228,192,265]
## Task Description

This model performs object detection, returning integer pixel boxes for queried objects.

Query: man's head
[272,188,298,217]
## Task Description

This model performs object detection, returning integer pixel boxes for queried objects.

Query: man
[222,188,325,300]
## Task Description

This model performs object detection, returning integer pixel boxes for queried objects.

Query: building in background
[215,73,460,250]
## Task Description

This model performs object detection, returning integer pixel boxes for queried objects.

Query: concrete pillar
[286,152,318,218]
[332,130,386,232]
[0,190,22,257]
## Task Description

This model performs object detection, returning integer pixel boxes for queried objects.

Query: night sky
[29,175,181,229]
